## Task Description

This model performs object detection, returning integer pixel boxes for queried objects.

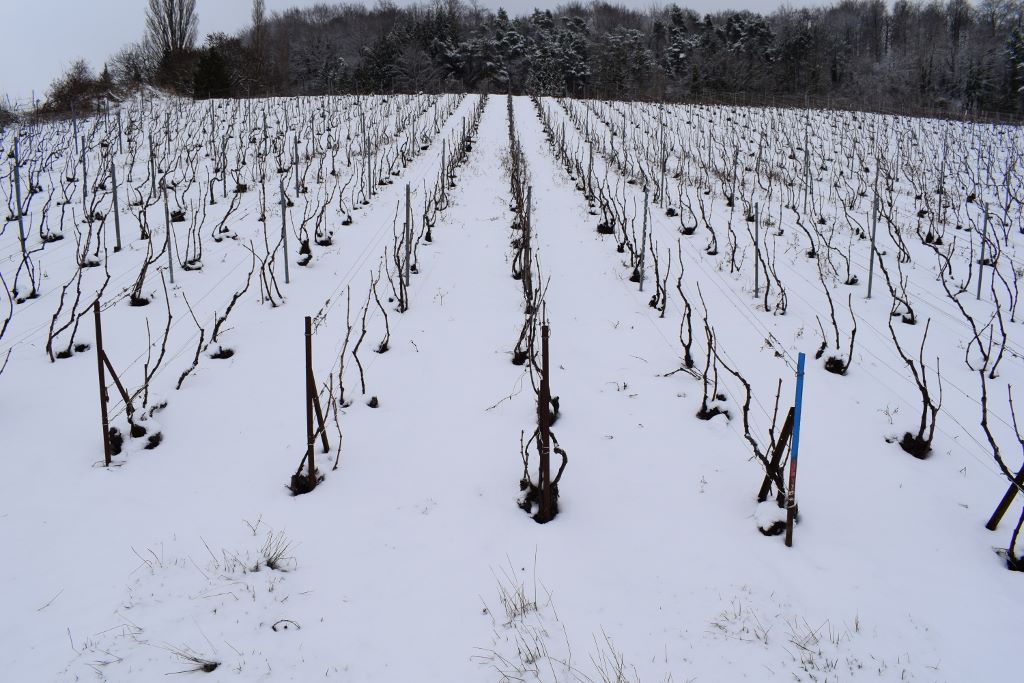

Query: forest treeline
[30,0,1024,118]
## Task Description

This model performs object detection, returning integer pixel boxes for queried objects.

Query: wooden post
[280,179,290,285]
[110,161,122,252]
[986,466,1024,531]
[13,137,26,261]
[116,110,123,155]
[94,301,112,467]
[785,353,807,547]
[537,322,554,523]
[304,316,317,489]
[757,407,795,503]
[866,195,878,299]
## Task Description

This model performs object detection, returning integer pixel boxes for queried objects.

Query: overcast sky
[1,0,822,104]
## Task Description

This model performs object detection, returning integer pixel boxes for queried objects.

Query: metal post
[659,107,666,208]
[867,195,878,299]
[639,186,648,292]
[294,134,301,198]
[71,102,79,154]
[588,141,594,198]
[361,108,368,200]
[94,301,111,467]
[13,137,26,261]
[149,135,156,197]
[110,161,122,252]
[162,184,175,285]
[938,130,947,198]
[803,143,810,214]
[523,185,533,302]
[81,136,88,217]
[404,183,412,289]
[785,352,806,548]
[753,202,760,297]
[977,212,988,301]
[280,179,290,285]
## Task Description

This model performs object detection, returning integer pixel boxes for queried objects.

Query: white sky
[1,0,823,104]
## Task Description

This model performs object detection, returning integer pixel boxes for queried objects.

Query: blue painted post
[785,352,806,547]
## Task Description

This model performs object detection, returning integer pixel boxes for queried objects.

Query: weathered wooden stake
[757,407,795,503]
[94,301,112,467]
[304,316,317,489]
[986,467,1024,531]
[537,322,554,523]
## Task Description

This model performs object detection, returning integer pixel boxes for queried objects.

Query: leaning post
[785,353,807,548]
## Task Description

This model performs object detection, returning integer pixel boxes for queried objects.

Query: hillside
[1,92,1022,681]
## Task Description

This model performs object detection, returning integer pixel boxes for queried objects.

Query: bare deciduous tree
[146,0,199,56]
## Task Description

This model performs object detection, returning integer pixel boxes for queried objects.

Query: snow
[1,93,1022,681]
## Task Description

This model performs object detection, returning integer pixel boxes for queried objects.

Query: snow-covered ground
[1,93,1021,681]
